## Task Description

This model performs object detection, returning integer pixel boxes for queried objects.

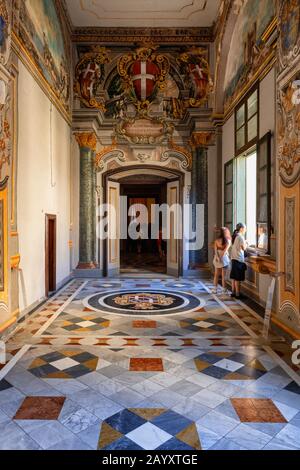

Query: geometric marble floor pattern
[0,277,300,450]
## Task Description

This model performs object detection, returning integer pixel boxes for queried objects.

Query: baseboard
[73,268,103,278]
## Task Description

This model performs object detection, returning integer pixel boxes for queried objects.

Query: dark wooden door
[45,214,56,297]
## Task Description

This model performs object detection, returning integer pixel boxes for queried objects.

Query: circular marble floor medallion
[83,289,205,316]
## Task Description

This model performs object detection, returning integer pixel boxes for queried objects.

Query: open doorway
[45,214,56,297]
[120,174,167,274]
[104,167,183,277]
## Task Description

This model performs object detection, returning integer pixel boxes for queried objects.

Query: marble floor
[0,278,300,450]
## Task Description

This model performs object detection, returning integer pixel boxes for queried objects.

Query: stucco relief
[279,301,300,333]
[278,76,300,186]
[285,197,295,292]
[0,0,12,310]
[0,0,11,189]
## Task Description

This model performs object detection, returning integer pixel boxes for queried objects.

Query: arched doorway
[101,165,186,277]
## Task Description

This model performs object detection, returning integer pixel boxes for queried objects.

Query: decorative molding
[246,255,276,275]
[71,27,214,44]
[161,140,193,171]
[211,113,224,128]
[75,132,97,151]
[284,197,295,293]
[115,116,174,145]
[136,153,151,163]
[0,107,10,183]
[0,184,8,304]
[95,145,126,171]
[95,143,116,167]
[279,301,300,332]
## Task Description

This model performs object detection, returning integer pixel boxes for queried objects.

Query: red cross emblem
[131,60,160,102]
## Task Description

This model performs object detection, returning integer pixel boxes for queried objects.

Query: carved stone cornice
[190,131,215,149]
[71,27,214,44]
[211,114,224,128]
[75,132,97,151]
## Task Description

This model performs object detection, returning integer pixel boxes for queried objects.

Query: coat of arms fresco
[177,47,213,108]
[74,42,212,145]
[117,43,170,115]
[74,46,111,110]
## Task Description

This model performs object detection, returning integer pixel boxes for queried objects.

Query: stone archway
[101,163,186,277]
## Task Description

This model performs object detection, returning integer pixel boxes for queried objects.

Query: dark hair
[218,227,228,247]
[232,223,246,244]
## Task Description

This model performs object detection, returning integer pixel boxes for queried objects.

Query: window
[256,132,272,253]
[235,88,259,154]
[224,160,234,235]
[224,133,272,253]
[235,150,257,247]
[225,82,272,252]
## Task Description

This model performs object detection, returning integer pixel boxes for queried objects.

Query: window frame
[224,159,234,235]
[235,85,260,156]
[256,131,272,255]
[225,84,273,253]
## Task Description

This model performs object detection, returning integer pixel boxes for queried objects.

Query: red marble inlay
[132,320,157,328]
[130,358,164,372]
[231,398,287,423]
[14,397,66,420]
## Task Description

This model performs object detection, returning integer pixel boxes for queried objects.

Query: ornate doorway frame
[101,164,186,277]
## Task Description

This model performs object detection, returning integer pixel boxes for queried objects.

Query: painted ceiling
[65,0,221,28]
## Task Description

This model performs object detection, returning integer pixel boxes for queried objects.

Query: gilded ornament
[190,131,215,148]
[0,118,10,182]
[10,254,20,270]
[75,132,97,152]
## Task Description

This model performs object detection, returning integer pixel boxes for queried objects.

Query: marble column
[75,132,97,269]
[189,145,208,268]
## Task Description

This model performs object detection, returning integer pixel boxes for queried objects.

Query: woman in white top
[212,227,231,295]
[230,223,248,299]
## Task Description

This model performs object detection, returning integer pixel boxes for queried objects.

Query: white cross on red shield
[131,60,160,102]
